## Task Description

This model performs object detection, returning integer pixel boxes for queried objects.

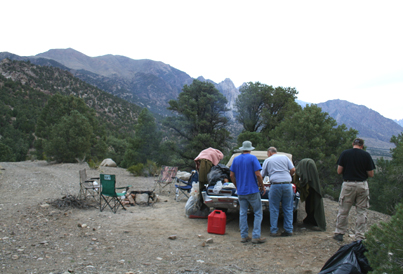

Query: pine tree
[365,202,403,273]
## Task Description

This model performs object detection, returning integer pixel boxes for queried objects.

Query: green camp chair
[100,174,131,213]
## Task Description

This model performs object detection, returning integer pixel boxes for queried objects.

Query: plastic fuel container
[207,210,226,235]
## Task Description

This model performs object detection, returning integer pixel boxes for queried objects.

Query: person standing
[230,141,266,244]
[333,138,375,242]
[262,147,295,237]
[194,147,224,210]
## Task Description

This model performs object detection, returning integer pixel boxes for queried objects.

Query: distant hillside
[1,49,239,118]
[35,48,240,117]
[395,119,403,127]
[2,50,401,157]
[0,58,142,134]
[318,99,403,158]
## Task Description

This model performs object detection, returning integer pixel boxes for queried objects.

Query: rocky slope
[318,100,403,155]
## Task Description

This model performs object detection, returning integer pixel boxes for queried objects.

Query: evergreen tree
[365,202,403,273]
[369,133,403,214]
[105,136,129,166]
[35,94,106,162]
[164,80,231,169]
[44,110,93,163]
[269,104,357,196]
[0,143,15,162]
[235,82,300,134]
[121,108,162,168]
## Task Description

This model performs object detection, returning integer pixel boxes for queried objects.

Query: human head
[267,147,277,157]
[353,138,364,148]
[239,141,255,152]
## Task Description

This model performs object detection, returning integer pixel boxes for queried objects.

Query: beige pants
[335,181,370,240]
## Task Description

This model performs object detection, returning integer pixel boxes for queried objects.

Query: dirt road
[0,161,389,273]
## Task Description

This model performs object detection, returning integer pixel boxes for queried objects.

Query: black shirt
[337,148,375,181]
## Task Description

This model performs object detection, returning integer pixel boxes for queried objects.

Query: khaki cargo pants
[335,181,370,241]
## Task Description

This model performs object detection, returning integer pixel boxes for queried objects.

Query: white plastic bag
[213,181,222,194]
[185,195,199,216]
[93,181,99,191]
[190,181,200,197]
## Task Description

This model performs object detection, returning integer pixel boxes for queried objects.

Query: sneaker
[240,236,251,243]
[281,231,293,237]
[333,234,343,242]
[252,237,267,244]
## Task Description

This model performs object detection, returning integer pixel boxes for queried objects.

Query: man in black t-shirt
[333,138,375,242]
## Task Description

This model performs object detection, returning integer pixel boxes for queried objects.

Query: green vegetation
[0,73,48,161]
[35,94,106,162]
[0,59,140,163]
[121,108,162,168]
[235,82,300,134]
[2,60,401,215]
[365,202,403,273]
[127,160,158,177]
[164,79,232,169]
[269,104,358,198]
[369,133,403,215]
[234,82,357,198]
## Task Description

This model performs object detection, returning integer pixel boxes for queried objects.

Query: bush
[127,163,145,176]
[128,161,159,177]
[144,160,158,177]
[87,159,100,169]
[365,202,403,273]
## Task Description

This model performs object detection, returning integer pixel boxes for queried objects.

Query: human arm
[367,170,374,177]
[261,159,268,178]
[255,170,265,195]
[290,167,296,177]
[337,165,343,175]
[230,171,237,189]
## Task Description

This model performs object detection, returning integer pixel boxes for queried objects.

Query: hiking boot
[281,231,293,237]
[252,237,267,244]
[270,232,280,237]
[240,236,251,243]
[333,234,343,242]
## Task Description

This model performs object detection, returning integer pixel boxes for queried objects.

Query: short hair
[353,138,364,146]
[267,147,277,153]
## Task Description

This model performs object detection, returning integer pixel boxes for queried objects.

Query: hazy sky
[2,1,403,120]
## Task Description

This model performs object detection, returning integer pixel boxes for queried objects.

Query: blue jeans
[238,192,263,239]
[269,184,293,234]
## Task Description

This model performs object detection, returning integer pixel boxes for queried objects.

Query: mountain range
[1,48,402,157]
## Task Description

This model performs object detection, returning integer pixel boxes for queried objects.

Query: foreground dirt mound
[0,161,390,274]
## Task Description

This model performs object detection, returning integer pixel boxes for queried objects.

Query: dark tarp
[207,164,230,186]
[293,158,326,231]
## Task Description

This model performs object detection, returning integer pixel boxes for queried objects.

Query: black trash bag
[207,164,230,186]
[319,240,373,274]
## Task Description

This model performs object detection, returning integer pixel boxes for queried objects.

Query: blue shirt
[230,153,262,195]
[262,154,294,183]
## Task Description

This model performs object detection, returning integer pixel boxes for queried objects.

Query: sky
[2,1,403,120]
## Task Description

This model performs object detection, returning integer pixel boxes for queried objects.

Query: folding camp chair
[78,169,100,200]
[154,166,178,194]
[100,174,131,213]
[174,171,199,202]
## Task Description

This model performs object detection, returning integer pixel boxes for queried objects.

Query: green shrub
[127,163,145,176]
[144,160,158,177]
[87,159,100,169]
[365,202,403,273]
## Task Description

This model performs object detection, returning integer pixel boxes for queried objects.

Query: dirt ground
[0,161,390,274]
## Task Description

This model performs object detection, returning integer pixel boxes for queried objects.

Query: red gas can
[207,210,226,235]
